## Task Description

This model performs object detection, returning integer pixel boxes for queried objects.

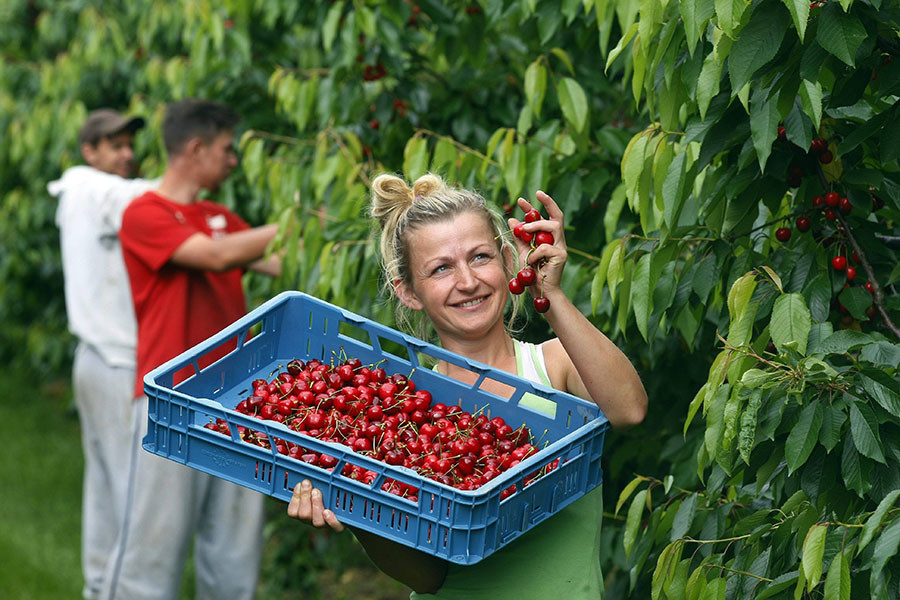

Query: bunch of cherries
[509,208,554,313]
[204,356,557,503]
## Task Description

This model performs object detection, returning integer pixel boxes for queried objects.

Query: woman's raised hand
[287,480,345,532]
[507,191,569,298]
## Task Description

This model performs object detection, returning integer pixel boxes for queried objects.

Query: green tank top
[411,340,604,600]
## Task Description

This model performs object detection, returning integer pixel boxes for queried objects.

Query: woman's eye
[432,265,448,274]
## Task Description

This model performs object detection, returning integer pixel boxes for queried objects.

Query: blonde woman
[289,173,647,598]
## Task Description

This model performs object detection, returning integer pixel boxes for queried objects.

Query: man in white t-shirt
[48,109,157,600]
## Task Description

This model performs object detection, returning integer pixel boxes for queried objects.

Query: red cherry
[524,209,541,223]
[846,266,856,281]
[513,223,533,243]
[369,118,380,129]
[812,196,825,207]
[777,126,786,140]
[819,150,833,164]
[775,227,792,243]
[533,296,550,313]
[516,268,536,286]
[534,231,554,246]
[508,278,525,295]
[825,192,840,207]
[824,208,837,221]
[831,256,847,271]
[796,217,811,232]
[865,282,875,294]
[838,197,851,214]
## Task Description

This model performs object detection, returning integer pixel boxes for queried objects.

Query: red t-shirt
[120,191,250,398]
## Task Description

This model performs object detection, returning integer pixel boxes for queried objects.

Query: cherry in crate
[204,355,558,502]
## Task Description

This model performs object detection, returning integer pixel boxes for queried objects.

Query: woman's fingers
[535,190,564,221]
[288,480,345,532]
[322,508,346,532]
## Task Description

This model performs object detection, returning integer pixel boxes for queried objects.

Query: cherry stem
[812,165,900,339]
[727,205,819,242]
[835,211,900,339]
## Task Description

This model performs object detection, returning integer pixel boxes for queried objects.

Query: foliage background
[1,0,899,598]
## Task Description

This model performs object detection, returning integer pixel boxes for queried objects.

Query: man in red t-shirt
[102,99,279,600]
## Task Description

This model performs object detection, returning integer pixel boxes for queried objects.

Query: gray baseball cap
[78,108,145,145]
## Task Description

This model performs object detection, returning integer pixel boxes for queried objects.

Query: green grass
[0,372,83,599]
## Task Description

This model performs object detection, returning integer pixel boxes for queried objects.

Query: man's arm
[247,254,282,277]
[169,224,278,272]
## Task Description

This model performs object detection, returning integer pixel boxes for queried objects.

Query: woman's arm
[509,191,648,428]
[287,481,447,593]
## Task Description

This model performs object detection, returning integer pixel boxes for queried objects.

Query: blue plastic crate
[143,291,609,565]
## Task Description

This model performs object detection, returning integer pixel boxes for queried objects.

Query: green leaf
[705,383,729,461]
[616,475,644,516]
[815,330,872,355]
[728,271,758,321]
[685,383,708,435]
[638,0,663,55]
[819,404,846,453]
[671,493,698,541]
[842,436,871,496]
[662,151,688,229]
[816,8,867,66]
[680,0,715,56]
[503,144,527,200]
[624,489,648,557]
[755,572,800,600]
[728,9,789,93]
[750,88,779,172]
[591,240,618,313]
[321,2,343,53]
[549,47,575,75]
[870,517,900,594]
[786,402,823,474]
[859,490,900,554]
[715,0,747,38]
[803,524,827,591]
[623,132,650,202]
[839,109,892,157]
[557,77,589,135]
[823,551,850,600]
[770,293,811,355]
[632,32,648,103]
[838,286,872,321]
[431,138,458,173]
[805,273,832,323]
[606,22,639,71]
[799,79,823,130]
[607,239,626,300]
[697,51,724,121]
[632,253,653,341]
[781,0,810,42]
[403,136,429,182]
[849,402,886,464]
[860,341,900,368]
[604,183,627,243]
[524,60,548,118]
[738,389,762,463]
[861,373,900,415]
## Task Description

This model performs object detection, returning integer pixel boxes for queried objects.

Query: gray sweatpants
[100,395,266,600]
[73,343,137,600]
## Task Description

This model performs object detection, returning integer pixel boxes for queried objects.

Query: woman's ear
[393,278,424,311]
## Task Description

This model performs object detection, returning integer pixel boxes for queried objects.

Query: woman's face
[396,211,509,341]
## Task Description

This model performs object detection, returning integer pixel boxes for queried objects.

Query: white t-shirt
[49,166,156,368]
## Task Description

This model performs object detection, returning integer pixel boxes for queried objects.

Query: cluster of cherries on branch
[205,357,557,502]
[509,209,554,314]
